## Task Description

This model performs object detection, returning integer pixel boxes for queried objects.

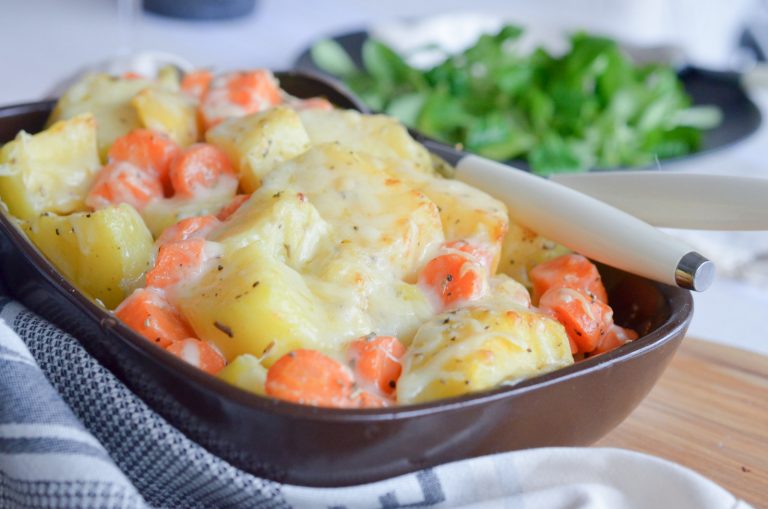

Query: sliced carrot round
[352,390,391,408]
[145,238,207,289]
[216,194,251,221]
[538,286,614,354]
[85,161,163,211]
[347,335,405,396]
[200,70,282,128]
[443,240,494,271]
[169,143,235,198]
[265,349,355,408]
[181,70,213,100]
[592,324,639,356]
[156,215,220,246]
[166,338,226,374]
[296,97,334,111]
[115,288,195,347]
[419,253,485,310]
[530,253,608,305]
[108,129,181,195]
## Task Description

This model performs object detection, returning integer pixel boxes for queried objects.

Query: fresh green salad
[311,26,721,174]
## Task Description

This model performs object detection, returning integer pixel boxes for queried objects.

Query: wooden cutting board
[597,338,768,507]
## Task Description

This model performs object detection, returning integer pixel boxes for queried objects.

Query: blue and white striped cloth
[0,283,753,509]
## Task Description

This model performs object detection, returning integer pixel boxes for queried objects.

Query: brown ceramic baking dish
[0,72,693,487]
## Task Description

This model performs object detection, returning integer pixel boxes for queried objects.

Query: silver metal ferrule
[675,251,716,291]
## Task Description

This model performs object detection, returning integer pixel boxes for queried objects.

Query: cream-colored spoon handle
[551,172,768,230]
[455,155,714,290]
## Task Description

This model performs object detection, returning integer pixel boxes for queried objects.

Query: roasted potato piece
[299,108,434,175]
[132,87,198,147]
[417,177,508,272]
[209,187,329,270]
[23,204,154,309]
[498,221,571,288]
[0,114,101,221]
[206,106,311,192]
[397,305,572,404]
[174,243,327,365]
[261,144,444,280]
[48,73,156,159]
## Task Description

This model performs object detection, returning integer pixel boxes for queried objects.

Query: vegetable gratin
[0,68,637,408]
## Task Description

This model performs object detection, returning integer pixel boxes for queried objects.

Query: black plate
[294,30,762,170]
[0,73,693,486]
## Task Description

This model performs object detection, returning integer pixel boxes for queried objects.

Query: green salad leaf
[311,27,720,174]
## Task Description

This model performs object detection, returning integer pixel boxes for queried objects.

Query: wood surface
[597,338,768,507]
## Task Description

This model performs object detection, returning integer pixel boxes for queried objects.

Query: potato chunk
[397,305,572,404]
[174,243,327,365]
[132,87,198,147]
[0,114,101,220]
[217,354,267,395]
[498,222,571,288]
[417,177,509,272]
[209,188,329,270]
[206,106,310,192]
[23,204,154,309]
[261,144,444,280]
[299,108,433,175]
[48,73,156,159]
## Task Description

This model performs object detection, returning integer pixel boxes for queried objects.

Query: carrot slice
[200,70,282,128]
[169,143,235,198]
[538,286,614,354]
[296,97,333,111]
[347,335,405,396]
[352,390,391,408]
[419,253,485,310]
[122,71,143,80]
[156,215,220,246]
[216,194,251,221]
[166,338,226,374]
[592,324,639,356]
[265,349,355,408]
[226,70,282,108]
[108,129,181,194]
[115,288,195,347]
[146,238,206,289]
[85,161,163,210]
[443,240,494,271]
[181,70,213,100]
[530,254,608,305]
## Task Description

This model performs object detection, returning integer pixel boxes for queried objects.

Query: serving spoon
[283,70,716,291]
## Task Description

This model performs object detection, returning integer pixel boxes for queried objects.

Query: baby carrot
[115,288,195,347]
[265,349,355,408]
[530,253,608,305]
[347,335,405,396]
[145,238,206,289]
[169,143,235,198]
[166,338,226,375]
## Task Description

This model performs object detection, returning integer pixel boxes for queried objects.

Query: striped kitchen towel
[0,290,753,509]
